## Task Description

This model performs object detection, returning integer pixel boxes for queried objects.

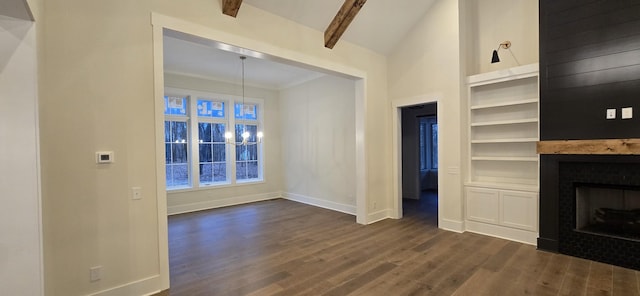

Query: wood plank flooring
[167,194,640,295]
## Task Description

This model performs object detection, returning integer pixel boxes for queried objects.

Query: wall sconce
[491,41,512,63]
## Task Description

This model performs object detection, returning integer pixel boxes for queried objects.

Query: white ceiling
[0,0,33,21]
[243,0,437,55]
[164,1,437,89]
[164,35,327,90]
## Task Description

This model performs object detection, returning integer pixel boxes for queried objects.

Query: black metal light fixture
[491,41,511,63]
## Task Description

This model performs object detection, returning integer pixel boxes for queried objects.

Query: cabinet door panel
[466,187,500,224]
[501,190,538,231]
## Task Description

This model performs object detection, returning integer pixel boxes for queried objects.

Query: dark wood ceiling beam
[222,0,243,17]
[324,0,367,49]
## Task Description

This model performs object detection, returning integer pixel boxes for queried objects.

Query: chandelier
[224,56,263,145]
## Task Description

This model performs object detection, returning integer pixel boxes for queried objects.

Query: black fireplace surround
[539,155,640,270]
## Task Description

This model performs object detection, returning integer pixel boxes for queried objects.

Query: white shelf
[471,156,538,162]
[466,63,540,199]
[471,118,537,127]
[470,98,538,110]
[471,138,538,144]
[465,181,538,192]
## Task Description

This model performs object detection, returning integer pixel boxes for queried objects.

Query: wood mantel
[537,139,640,155]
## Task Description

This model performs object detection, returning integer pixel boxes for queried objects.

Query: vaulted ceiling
[243,0,437,55]
[0,0,33,21]
[165,0,438,89]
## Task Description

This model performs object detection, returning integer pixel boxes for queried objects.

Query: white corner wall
[279,75,357,214]
[163,73,283,214]
[388,0,464,231]
[464,0,539,75]
[0,15,43,296]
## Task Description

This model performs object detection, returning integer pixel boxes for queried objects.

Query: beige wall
[280,75,356,212]
[388,0,464,226]
[465,0,539,74]
[164,73,283,214]
[39,1,387,295]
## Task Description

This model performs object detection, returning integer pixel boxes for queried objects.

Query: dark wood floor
[168,192,640,295]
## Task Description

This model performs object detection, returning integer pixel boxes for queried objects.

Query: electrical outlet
[90,266,102,282]
[131,187,142,200]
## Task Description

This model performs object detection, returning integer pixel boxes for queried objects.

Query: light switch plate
[622,107,633,119]
[606,109,616,119]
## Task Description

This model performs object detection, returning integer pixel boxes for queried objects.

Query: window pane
[165,165,172,187]
[199,163,213,184]
[164,121,171,142]
[247,145,257,161]
[213,163,226,182]
[198,122,211,142]
[235,124,258,143]
[247,161,258,179]
[213,144,226,162]
[172,121,188,142]
[199,144,212,163]
[172,164,189,186]
[236,161,247,180]
[236,145,246,161]
[172,143,188,163]
[164,96,187,116]
[245,125,257,142]
[235,124,244,142]
[212,123,226,143]
[419,122,426,170]
[165,143,171,163]
[197,100,225,118]
[431,123,438,169]
[235,103,257,120]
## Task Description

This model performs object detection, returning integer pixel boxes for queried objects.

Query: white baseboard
[282,192,356,215]
[439,218,465,233]
[367,209,391,224]
[168,192,282,215]
[465,220,537,245]
[87,275,161,296]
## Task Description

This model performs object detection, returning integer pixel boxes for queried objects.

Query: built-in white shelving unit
[464,63,539,245]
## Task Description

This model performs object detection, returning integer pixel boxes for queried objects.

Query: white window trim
[164,87,265,191]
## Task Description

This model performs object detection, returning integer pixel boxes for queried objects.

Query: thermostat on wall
[96,151,114,164]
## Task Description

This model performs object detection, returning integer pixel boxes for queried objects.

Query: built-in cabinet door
[501,190,538,231]
[466,187,538,231]
[466,187,500,224]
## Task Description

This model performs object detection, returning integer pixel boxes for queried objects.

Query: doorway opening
[152,13,369,288]
[400,103,438,223]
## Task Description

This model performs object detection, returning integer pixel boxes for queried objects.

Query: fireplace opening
[575,184,640,241]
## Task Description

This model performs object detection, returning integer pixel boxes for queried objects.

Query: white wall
[279,75,356,214]
[388,0,464,230]
[464,0,539,75]
[39,1,387,295]
[164,73,283,214]
[0,15,42,296]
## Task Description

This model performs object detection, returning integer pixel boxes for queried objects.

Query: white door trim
[391,94,441,222]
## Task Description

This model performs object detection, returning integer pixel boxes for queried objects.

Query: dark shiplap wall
[540,0,640,140]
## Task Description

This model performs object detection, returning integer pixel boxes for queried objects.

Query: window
[235,103,259,181]
[197,100,227,185]
[164,89,264,190]
[164,96,190,189]
[431,123,438,169]
[419,117,438,170]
